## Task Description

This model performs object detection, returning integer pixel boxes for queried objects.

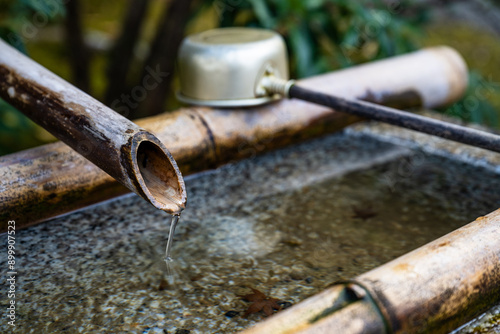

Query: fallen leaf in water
[240,288,282,317]
[158,279,169,291]
[352,206,378,220]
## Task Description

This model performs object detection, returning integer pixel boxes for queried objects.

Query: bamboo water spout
[0,39,186,214]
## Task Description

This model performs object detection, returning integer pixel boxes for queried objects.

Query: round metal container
[177,27,289,107]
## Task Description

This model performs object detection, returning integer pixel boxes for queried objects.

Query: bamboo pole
[0,47,467,231]
[240,209,500,334]
[0,39,186,214]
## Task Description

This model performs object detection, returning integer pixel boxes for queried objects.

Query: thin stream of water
[165,213,180,261]
[164,213,180,281]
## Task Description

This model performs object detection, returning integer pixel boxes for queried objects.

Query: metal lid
[177,27,289,107]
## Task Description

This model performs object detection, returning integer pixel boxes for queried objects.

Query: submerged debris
[277,301,293,309]
[224,310,240,318]
[175,329,191,334]
[158,279,169,291]
[240,288,282,317]
[352,205,378,220]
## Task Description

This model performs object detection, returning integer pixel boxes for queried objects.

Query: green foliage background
[1,0,500,155]
[218,0,426,77]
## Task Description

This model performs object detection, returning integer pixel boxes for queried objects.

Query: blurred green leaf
[442,71,500,128]
[289,24,316,77]
[0,98,55,155]
[248,0,275,29]
[0,27,27,53]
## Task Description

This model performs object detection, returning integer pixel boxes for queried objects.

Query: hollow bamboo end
[130,132,187,214]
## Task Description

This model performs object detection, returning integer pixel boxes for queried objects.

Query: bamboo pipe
[240,209,500,334]
[0,47,467,231]
[0,40,186,214]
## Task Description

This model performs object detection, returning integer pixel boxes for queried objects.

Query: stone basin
[2,116,500,334]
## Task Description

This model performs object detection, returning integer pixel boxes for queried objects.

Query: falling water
[164,213,180,281]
